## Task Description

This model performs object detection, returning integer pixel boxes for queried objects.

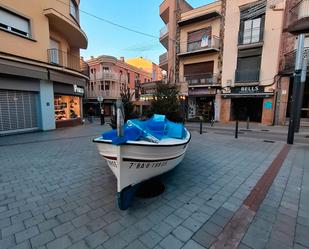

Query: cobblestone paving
[0,124,307,249]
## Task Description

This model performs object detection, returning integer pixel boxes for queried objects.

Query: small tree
[149,83,184,122]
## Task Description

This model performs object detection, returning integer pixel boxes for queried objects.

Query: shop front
[222,86,274,124]
[188,88,217,122]
[53,83,84,128]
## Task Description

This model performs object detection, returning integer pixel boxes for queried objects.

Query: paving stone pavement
[0,123,308,249]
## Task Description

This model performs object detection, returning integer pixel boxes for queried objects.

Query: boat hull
[94,130,190,193]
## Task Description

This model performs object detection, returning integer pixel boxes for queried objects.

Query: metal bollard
[246,116,250,130]
[200,120,203,134]
[235,120,239,139]
[211,119,214,127]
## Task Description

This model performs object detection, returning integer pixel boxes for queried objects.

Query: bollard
[246,116,250,130]
[200,120,203,134]
[211,119,214,127]
[235,120,239,139]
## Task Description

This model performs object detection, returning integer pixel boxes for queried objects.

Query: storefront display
[54,95,80,121]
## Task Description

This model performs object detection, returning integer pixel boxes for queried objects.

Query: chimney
[120,57,125,62]
[90,56,94,60]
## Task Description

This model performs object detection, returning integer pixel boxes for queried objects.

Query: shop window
[54,95,80,120]
[0,7,30,38]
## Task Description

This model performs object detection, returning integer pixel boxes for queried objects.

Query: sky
[79,0,214,64]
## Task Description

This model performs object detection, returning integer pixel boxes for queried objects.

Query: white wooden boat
[93,129,190,209]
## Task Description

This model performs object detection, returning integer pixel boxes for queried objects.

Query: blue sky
[80,0,214,64]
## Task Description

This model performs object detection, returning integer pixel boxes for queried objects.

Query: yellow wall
[126,58,153,73]
[0,0,84,63]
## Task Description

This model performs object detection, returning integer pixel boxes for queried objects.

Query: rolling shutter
[0,90,39,134]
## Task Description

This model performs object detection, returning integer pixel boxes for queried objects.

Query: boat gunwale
[93,130,191,147]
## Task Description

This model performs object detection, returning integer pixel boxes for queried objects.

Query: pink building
[84,55,153,116]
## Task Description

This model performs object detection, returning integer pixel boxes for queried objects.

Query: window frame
[0,6,33,39]
[69,0,79,23]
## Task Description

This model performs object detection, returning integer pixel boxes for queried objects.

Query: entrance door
[0,90,39,134]
[231,98,263,122]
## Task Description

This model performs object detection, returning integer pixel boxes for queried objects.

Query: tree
[149,83,184,122]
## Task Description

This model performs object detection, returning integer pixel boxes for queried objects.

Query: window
[187,28,211,52]
[242,17,262,44]
[70,0,78,21]
[103,67,110,72]
[127,73,130,83]
[91,82,94,91]
[100,81,104,90]
[49,39,60,64]
[0,7,30,37]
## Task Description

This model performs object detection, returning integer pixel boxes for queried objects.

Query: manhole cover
[136,179,165,198]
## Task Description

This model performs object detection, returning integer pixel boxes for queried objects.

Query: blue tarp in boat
[102,115,186,145]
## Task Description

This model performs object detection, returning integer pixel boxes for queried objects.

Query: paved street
[0,122,308,249]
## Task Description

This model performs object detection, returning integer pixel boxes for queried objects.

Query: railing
[283,48,309,72]
[185,35,220,53]
[238,27,264,45]
[235,69,260,83]
[288,0,309,27]
[184,73,219,85]
[47,49,80,71]
[93,71,128,83]
[160,25,168,38]
[85,89,121,99]
[159,52,168,65]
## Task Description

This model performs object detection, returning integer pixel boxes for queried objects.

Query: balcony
[235,69,260,83]
[238,27,264,49]
[159,52,168,71]
[160,0,169,24]
[283,48,309,73]
[160,25,169,48]
[287,0,309,34]
[47,49,80,71]
[178,35,220,56]
[43,8,87,49]
[185,73,219,86]
[95,71,128,83]
[85,89,120,100]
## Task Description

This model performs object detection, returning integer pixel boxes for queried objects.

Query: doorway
[231,97,263,122]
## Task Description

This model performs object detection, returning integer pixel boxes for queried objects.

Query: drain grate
[136,179,165,198]
[305,135,309,138]
[263,140,275,143]
[261,129,270,132]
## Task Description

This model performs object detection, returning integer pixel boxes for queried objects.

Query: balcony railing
[159,52,168,65]
[185,73,219,86]
[185,35,220,53]
[235,69,260,83]
[85,89,120,99]
[160,25,168,38]
[238,27,264,46]
[47,49,80,71]
[287,0,309,33]
[94,71,128,83]
[283,48,309,72]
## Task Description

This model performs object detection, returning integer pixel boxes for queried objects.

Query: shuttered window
[187,28,212,52]
[70,0,79,21]
[0,7,30,37]
[0,90,38,133]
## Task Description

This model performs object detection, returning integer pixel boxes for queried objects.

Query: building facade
[0,0,88,134]
[178,1,222,121]
[276,0,309,125]
[84,56,153,116]
[126,57,163,82]
[220,0,285,125]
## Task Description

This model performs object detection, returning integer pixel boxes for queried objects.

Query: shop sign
[97,96,104,102]
[73,85,84,95]
[264,101,272,109]
[231,86,264,94]
[189,88,217,96]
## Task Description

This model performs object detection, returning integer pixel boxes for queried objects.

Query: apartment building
[277,0,309,125]
[84,56,153,116]
[0,0,88,134]
[178,1,222,121]
[126,57,163,82]
[220,0,285,125]
[159,0,193,84]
